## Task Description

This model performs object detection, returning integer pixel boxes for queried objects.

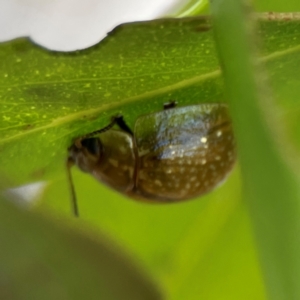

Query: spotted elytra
[67,102,236,217]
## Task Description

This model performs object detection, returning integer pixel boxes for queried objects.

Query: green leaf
[1,15,300,186]
[1,12,300,300]
[42,163,266,299]
[253,0,300,12]
[211,4,300,300]
[176,0,210,17]
[0,192,162,300]
[0,17,222,185]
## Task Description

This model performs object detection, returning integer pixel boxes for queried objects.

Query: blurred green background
[1,0,300,299]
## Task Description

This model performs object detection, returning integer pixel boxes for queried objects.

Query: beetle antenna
[81,115,121,139]
[66,157,79,217]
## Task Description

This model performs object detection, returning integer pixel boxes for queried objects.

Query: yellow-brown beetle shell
[68,103,235,203]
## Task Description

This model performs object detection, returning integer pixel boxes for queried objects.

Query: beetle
[67,102,236,217]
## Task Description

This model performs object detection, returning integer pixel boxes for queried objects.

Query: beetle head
[68,138,103,173]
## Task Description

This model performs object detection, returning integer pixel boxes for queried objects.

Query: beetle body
[68,103,235,204]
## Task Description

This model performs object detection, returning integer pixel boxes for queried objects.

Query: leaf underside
[1,15,300,185]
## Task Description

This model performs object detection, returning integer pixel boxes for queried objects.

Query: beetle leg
[66,157,79,217]
[114,115,133,136]
[163,100,177,110]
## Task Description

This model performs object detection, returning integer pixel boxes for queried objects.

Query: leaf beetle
[67,102,236,217]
